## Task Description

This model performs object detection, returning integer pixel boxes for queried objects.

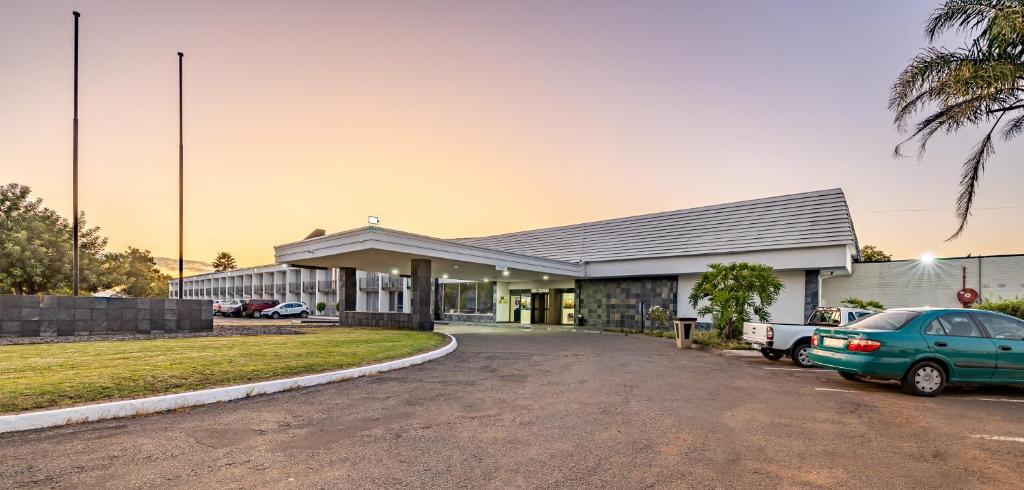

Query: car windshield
[845,311,919,330]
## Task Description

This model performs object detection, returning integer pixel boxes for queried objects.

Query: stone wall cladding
[338,311,414,329]
[575,276,678,329]
[0,295,212,338]
[804,270,820,321]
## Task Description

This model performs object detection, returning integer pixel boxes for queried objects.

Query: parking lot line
[814,387,857,393]
[972,435,1024,443]
[972,398,1024,404]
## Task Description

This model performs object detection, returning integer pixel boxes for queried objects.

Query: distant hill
[154,257,215,277]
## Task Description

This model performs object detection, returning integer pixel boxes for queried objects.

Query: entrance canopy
[274,227,583,282]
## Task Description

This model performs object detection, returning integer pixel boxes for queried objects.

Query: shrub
[316,301,327,314]
[692,330,750,350]
[648,305,670,325]
[975,297,1024,320]
[841,297,885,311]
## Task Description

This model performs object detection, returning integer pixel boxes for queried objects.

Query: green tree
[858,245,892,263]
[110,247,172,298]
[212,252,237,272]
[891,0,1024,239]
[688,262,784,340]
[0,183,116,294]
[841,297,886,311]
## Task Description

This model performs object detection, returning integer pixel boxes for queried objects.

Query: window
[459,283,477,314]
[808,308,841,326]
[974,313,1024,340]
[928,313,984,338]
[846,311,919,331]
[477,282,494,314]
[443,285,459,313]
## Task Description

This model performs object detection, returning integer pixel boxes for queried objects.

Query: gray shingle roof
[454,188,857,263]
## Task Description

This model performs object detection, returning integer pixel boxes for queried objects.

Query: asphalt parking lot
[1,326,1022,488]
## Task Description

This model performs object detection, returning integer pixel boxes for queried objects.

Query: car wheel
[902,361,946,397]
[761,348,784,361]
[790,342,814,368]
[300,311,308,318]
[839,372,864,382]
[271,311,280,319]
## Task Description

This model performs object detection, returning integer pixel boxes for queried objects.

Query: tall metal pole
[178,52,184,299]
[72,11,81,296]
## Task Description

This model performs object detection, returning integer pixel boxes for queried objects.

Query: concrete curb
[0,333,457,434]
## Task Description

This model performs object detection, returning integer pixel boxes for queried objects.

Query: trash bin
[673,317,697,349]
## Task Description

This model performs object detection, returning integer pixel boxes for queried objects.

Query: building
[169,265,410,316]
[268,188,858,330]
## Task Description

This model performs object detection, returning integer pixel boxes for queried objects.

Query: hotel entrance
[511,289,575,325]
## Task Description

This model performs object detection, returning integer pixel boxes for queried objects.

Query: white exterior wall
[677,270,807,325]
[821,255,1024,309]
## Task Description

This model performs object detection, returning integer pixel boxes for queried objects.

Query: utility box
[673,317,697,349]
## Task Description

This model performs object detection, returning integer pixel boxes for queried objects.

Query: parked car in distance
[743,306,874,367]
[219,300,243,317]
[211,300,228,316]
[809,308,1024,396]
[243,298,280,318]
[258,302,309,319]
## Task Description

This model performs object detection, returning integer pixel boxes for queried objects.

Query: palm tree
[890,0,1024,239]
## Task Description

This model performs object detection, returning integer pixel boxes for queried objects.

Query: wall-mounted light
[390,267,400,275]
[368,216,380,226]
[442,273,449,279]
[502,270,510,277]
[542,275,549,280]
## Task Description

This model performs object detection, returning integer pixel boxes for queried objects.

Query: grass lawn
[0,328,446,414]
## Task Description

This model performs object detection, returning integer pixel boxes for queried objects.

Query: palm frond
[949,114,1004,240]
[926,0,1004,42]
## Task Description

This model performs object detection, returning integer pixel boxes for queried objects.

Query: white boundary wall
[821,255,1024,309]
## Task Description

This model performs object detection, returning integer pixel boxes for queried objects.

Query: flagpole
[178,51,184,298]
[72,11,81,296]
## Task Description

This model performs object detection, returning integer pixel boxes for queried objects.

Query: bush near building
[975,298,1024,320]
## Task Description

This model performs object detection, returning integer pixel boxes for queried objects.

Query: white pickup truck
[742,307,874,368]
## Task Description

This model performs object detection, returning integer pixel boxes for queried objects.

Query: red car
[242,299,280,318]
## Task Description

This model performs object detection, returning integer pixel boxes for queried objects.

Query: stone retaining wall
[338,311,415,329]
[0,295,212,338]
[442,312,495,323]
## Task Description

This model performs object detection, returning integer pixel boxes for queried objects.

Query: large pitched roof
[454,188,857,263]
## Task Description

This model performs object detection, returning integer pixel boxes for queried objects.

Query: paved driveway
[1,326,1023,488]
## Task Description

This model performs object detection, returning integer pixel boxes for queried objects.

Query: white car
[742,306,874,367]
[258,302,309,319]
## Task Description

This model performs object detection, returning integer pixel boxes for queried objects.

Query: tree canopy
[891,0,1024,239]
[212,252,237,272]
[858,245,893,262]
[688,262,784,340]
[0,183,171,297]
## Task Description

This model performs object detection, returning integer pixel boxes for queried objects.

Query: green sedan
[808,308,1024,396]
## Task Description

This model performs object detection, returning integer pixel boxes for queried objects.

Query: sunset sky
[2,0,1023,267]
